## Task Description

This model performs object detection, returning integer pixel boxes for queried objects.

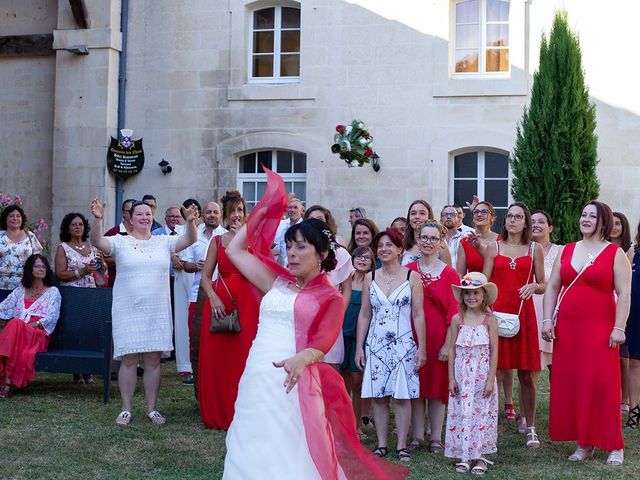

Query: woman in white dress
[224,170,408,480]
[355,228,426,462]
[90,199,197,425]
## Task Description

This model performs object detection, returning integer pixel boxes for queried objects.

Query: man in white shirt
[441,204,474,268]
[456,205,475,235]
[273,197,304,267]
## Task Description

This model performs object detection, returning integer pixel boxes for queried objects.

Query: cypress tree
[510,11,598,243]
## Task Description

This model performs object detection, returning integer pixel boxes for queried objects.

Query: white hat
[452,272,498,306]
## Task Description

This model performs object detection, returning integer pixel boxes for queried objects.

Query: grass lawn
[0,364,637,479]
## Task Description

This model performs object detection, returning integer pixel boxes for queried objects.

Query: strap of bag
[214,236,237,307]
[515,243,535,316]
[554,242,610,314]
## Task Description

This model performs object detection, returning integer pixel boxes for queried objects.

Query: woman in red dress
[197,191,261,429]
[406,221,459,453]
[484,202,545,448]
[456,201,498,276]
[542,201,630,465]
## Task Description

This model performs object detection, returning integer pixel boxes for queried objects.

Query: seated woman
[0,254,61,398]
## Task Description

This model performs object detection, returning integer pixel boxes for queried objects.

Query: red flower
[364,147,373,158]
[335,125,345,133]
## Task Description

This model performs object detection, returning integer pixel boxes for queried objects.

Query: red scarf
[246,167,408,480]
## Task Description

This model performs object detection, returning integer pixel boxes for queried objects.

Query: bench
[33,286,113,403]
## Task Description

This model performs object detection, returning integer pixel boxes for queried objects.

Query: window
[454,0,509,74]
[250,5,301,81]
[452,150,509,228]
[237,149,307,210]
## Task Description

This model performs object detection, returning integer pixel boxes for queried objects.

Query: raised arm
[89,199,112,254]
[175,204,198,252]
[226,225,276,294]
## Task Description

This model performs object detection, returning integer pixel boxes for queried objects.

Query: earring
[318,261,322,272]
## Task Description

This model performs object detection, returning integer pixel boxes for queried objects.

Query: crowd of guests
[0,183,639,475]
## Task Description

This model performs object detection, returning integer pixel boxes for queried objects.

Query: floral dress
[445,314,498,461]
[361,270,419,399]
[0,231,43,290]
[58,243,98,288]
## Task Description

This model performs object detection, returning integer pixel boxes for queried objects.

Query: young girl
[445,272,499,475]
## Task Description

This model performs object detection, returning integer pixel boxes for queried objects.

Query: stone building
[1,0,639,245]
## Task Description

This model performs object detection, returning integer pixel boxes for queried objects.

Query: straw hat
[452,272,498,305]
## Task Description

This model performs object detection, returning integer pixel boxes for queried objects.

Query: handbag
[208,236,241,334]
[495,243,534,338]
[551,243,609,325]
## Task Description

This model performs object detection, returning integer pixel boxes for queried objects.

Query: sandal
[504,403,517,421]
[0,384,12,399]
[517,415,527,434]
[115,410,132,425]
[73,374,85,385]
[147,410,166,425]
[372,446,388,457]
[621,403,630,414]
[455,461,470,473]
[396,448,411,462]
[471,458,494,475]
[568,446,594,462]
[525,426,540,448]
[429,440,445,454]
[85,375,95,385]
[407,439,424,451]
[625,405,639,429]
[607,449,623,466]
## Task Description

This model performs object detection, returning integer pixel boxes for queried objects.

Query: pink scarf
[246,167,408,480]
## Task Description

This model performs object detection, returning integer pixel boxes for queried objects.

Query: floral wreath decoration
[330,120,381,171]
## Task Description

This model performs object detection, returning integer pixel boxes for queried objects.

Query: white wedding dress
[224,278,334,479]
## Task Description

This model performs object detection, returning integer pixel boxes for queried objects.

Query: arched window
[453,0,510,74]
[452,149,509,228]
[250,4,301,81]
[237,149,306,210]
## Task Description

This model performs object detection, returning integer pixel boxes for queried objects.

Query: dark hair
[128,200,151,217]
[220,190,247,226]
[403,199,434,250]
[472,201,496,226]
[21,254,53,288]
[122,198,137,211]
[500,202,532,244]
[347,218,380,253]
[304,205,338,236]
[59,213,90,242]
[181,198,202,219]
[390,217,407,226]
[582,200,613,241]
[634,220,640,254]
[0,204,26,230]
[613,212,631,252]
[284,218,337,272]
[351,246,375,272]
[142,194,156,203]
[374,227,404,252]
[532,210,555,243]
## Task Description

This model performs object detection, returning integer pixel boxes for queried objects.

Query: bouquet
[0,193,50,255]
[331,120,380,170]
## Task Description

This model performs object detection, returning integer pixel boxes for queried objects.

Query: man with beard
[441,204,473,268]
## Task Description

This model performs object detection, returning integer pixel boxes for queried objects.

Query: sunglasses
[460,277,483,287]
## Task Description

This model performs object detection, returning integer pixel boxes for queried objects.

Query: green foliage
[510,11,598,243]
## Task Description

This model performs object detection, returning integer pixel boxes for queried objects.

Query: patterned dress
[361,270,419,399]
[58,242,98,288]
[445,314,498,460]
[0,231,43,290]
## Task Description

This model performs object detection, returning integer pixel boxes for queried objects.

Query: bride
[223,169,407,480]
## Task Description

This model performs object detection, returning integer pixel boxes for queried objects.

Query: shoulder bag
[494,243,534,338]
[209,236,241,334]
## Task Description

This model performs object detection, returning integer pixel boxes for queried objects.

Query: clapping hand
[181,203,199,223]
[90,198,106,220]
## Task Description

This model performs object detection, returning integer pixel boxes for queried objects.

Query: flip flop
[147,410,166,425]
[115,410,132,426]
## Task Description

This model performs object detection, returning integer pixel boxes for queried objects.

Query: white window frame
[452,0,510,77]
[450,148,511,222]
[237,149,306,210]
[248,3,301,83]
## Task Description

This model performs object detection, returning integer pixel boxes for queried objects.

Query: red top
[460,237,484,273]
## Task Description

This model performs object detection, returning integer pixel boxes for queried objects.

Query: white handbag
[494,243,534,338]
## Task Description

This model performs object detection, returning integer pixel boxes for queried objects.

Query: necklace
[27,286,46,298]
[70,242,87,251]
[381,270,396,293]
[294,281,305,290]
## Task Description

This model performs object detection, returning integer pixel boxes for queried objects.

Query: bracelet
[74,269,80,279]
[542,319,553,324]
[613,327,626,333]
[305,348,320,364]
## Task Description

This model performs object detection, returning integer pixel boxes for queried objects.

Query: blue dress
[340,289,362,372]
[625,251,640,359]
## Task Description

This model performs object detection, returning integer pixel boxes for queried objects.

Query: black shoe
[110,372,118,382]
[137,366,144,377]
[182,375,194,386]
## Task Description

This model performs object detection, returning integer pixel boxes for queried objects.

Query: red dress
[549,243,623,450]
[407,262,459,403]
[491,241,540,371]
[0,298,49,388]
[198,239,261,430]
[460,237,484,273]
